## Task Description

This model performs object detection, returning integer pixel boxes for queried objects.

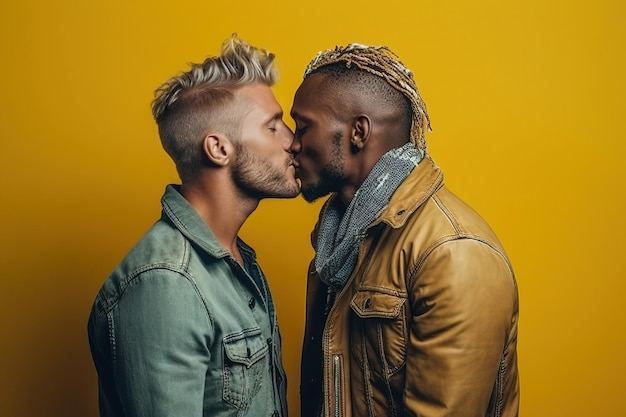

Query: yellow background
[1,0,624,416]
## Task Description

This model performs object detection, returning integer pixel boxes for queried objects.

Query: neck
[180,174,259,264]
[338,142,393,205]
[339,140,415,205]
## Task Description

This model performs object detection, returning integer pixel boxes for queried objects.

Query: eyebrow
[290,111,312,123]
[264,111,283,125]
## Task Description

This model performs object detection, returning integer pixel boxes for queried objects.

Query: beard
[301,131,345,203]
[231,143,300,199]
[300,163,344,203]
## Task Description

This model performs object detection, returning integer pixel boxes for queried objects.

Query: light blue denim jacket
[88,185,288,417]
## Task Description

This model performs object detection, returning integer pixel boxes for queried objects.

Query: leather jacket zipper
[333,354,342,417]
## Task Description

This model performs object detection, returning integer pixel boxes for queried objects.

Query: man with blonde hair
[291,43,519,417]
[88,35,297,417]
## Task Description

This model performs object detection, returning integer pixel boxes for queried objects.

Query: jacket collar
[160,184,255,260]
[376,156,444,228]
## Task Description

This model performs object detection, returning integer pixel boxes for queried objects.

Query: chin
[300,186,329,203]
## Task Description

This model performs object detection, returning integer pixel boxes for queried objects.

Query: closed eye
[267,112,284,133]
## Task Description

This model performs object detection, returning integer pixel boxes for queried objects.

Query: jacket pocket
[222,328,269,410]
[350,288,408,376]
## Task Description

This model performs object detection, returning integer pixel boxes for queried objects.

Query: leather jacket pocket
[222,328,269,410]
[350,289,408,376]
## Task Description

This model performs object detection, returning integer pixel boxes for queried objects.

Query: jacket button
[363,298,372,309]
[248,297,256,309]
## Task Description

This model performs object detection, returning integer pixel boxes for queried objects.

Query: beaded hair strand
[304,43,431,151]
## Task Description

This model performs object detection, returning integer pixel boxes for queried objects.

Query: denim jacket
[88,185,287,417]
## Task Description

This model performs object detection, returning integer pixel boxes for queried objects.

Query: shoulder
[394,185,515,290]
[94,219,198,311]
[118,219,191,276]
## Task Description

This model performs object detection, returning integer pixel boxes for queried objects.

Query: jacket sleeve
[111,268,211,417]
[403,238,518,417]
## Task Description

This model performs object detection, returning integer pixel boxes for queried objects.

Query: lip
[289,161,302,180]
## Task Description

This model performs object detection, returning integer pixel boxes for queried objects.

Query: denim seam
[100,264,191,313]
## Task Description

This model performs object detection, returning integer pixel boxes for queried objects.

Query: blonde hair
[151,34,277,181]
[304,43,431,150]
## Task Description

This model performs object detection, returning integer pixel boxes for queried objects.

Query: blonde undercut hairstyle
[304,43,431,151]
[151,34,278,181]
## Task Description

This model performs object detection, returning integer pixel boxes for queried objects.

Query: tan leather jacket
[300,158,519,417]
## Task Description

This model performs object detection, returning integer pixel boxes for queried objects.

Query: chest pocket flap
[223,328,268,368]
[350,289,406,319]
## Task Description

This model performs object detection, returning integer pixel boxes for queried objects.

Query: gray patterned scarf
[314,142,424,291]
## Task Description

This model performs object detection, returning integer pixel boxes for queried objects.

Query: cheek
[300,145,324,170]
[254,132,283,158]
[300,133,327,161]
[300,149,334,181]
[298,127,338,169]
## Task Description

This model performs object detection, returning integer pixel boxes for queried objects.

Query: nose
[290,130,301,155]
[280,121,295,151]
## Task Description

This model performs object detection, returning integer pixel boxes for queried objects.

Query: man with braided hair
[291,43,519,417]
[88,35,297,417]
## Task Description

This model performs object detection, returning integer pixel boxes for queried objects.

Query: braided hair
[304,43,431,151]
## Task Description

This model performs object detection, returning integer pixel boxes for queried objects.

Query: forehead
[237,83,281,115]
[291,74,337,120]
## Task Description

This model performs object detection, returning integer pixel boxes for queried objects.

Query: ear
[351,115,371,153]
[202,133,234,167]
